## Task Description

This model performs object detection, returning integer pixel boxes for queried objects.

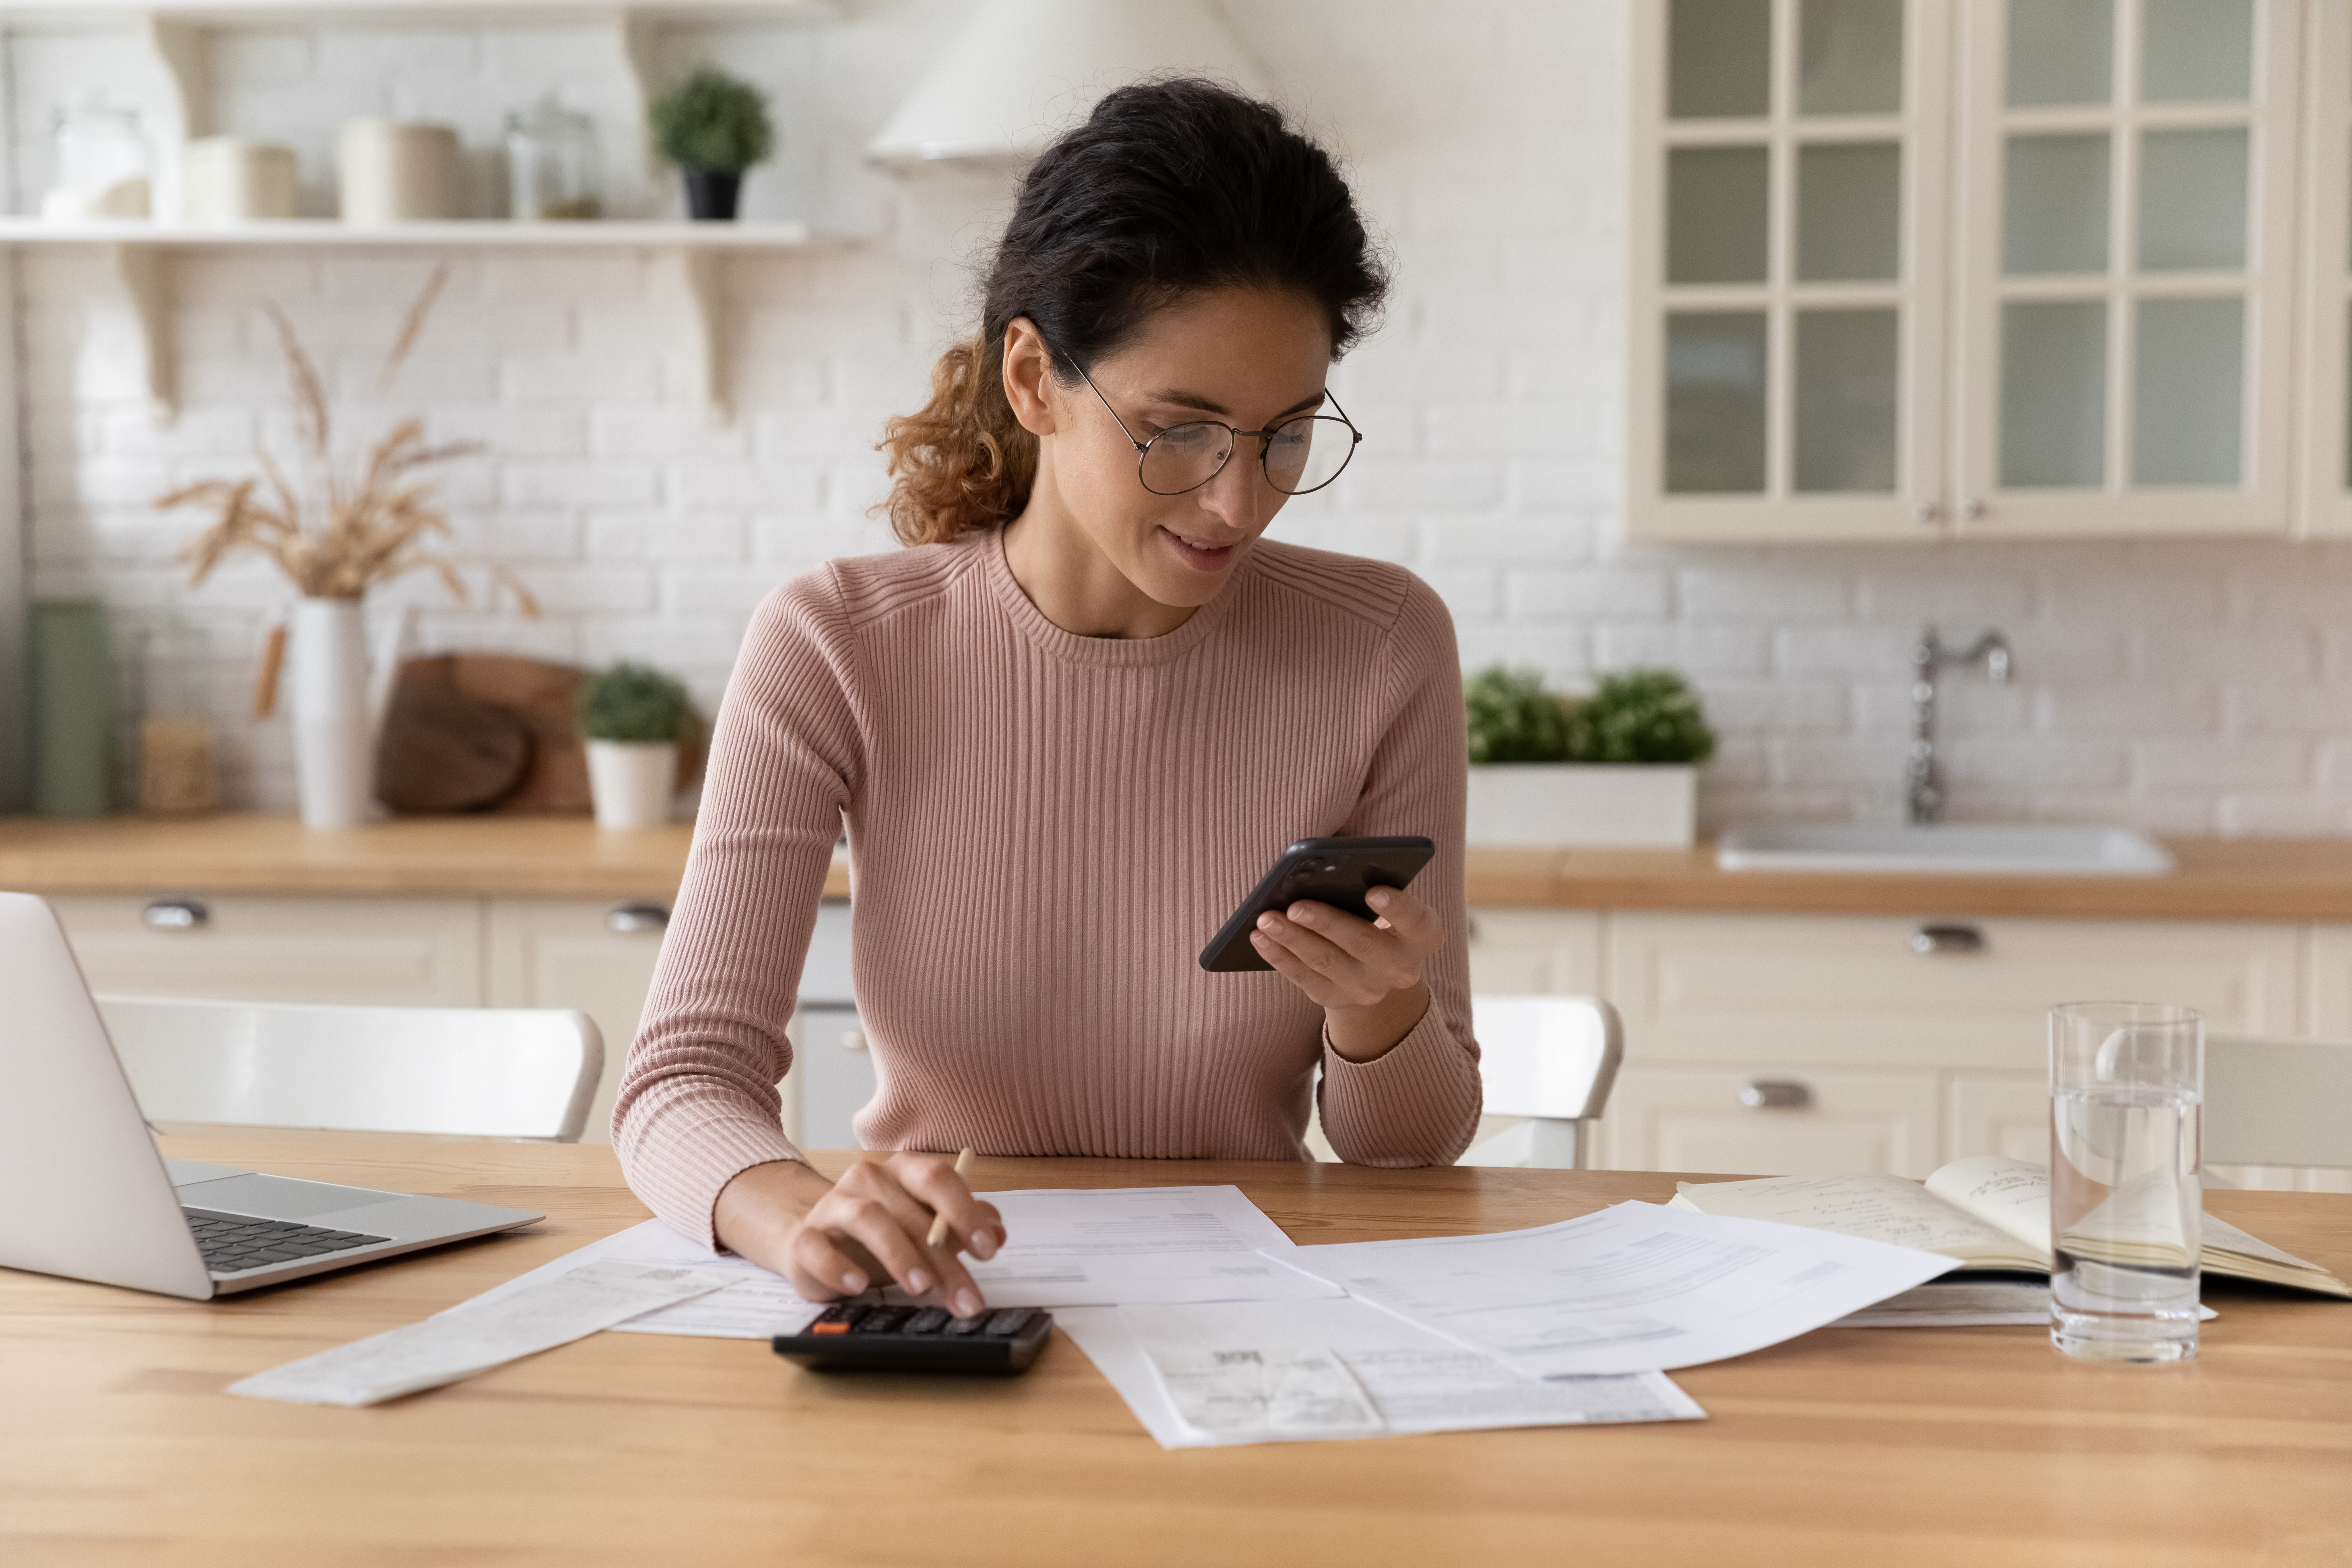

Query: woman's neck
[1000,496,1199,642]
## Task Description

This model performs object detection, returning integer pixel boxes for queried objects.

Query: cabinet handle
[1738,1079,1812,1110]
[141,897,209,931]
[605,901,670,935]
[1959,497,1987,521]
[1910,922,1986,955]
[1911,500,1941,525]
[839,1030,868,1053]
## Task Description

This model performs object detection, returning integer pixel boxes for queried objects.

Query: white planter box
[1465,764,1698,849]
[586,740,679,831]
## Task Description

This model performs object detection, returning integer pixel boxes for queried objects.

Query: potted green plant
[648,66,775,221]
[577,661,694,830]
[1463,664,1715,848]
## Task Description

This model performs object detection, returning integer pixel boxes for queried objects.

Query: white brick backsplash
[2,0,2344,829]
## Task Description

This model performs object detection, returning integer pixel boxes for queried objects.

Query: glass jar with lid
[506,96,603,220]
[43,98,152,219]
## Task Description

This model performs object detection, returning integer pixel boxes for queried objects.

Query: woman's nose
[1197,440,1273,532]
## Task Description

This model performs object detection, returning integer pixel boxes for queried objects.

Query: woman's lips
[1162,526,1240,572]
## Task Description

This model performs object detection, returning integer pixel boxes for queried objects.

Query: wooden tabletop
[11,814,2352,920]
[1470,835,2352,921]
[0,813,851,901]
[4,1133,2347,1567]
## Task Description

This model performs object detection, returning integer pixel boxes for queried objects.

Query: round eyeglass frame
[1069,357,1364,498]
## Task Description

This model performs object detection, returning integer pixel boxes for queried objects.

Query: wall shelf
[0,220,825,425]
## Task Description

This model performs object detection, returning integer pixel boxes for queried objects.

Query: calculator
[771,1303,1055,1374]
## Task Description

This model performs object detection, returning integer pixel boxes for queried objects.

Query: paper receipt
[1147,1345,1386,1439]
[228,1260,731,1407]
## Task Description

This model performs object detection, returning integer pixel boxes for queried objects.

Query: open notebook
[1670,1155,2351,1299]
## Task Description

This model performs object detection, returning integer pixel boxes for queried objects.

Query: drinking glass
[2049,1000,2204,1363]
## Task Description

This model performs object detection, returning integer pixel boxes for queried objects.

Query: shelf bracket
[144,14,212,141]
[664,246,730,426]
[108,243,176,425]
[611,7,667,217]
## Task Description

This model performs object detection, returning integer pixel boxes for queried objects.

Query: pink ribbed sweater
[612,529,1482,1245]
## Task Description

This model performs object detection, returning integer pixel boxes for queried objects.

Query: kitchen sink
[1716,824,2176,877]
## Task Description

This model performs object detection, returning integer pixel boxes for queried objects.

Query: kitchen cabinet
[1629,0,2307,542]
[486,898,674,1146]
[1475,904,2308,1178]
[1606,1065,1942,1177]
[51,894,483,1007]
[1604,910,2300,1068]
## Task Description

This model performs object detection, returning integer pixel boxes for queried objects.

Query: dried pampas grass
[160,266,539,617]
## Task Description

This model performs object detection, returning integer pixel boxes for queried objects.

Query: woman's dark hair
[879,77,1390,545]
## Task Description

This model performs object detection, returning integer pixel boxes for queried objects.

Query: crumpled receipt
[1147,1345,1385,1439]
[229,1260,731,1407]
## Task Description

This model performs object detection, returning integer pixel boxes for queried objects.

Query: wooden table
[6,1134,2350,1567]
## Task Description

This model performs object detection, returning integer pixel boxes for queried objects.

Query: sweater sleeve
[1316,576,1483,1167]
[611,567,864,1246]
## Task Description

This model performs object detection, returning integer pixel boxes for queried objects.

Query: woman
[614,79,1481,1320]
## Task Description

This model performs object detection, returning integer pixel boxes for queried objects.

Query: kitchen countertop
[6,814,2352,920]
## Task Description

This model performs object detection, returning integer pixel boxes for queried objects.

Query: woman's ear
[1001,317,1063,437]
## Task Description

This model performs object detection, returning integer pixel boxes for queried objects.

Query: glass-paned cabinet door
[2299,0,2352,535]
[1953,0,2300,536]
[1628,0,1953,541]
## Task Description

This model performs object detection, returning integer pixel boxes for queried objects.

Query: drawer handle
[1910,923,1985,956]
[839,1030,868,1053]
[606,901,670,935]
[1738,1079,1812,1111]
[141,897,210,931]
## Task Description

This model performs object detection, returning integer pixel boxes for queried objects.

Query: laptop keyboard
[184,1207,392,1276]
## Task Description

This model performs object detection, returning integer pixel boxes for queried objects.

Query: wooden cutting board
[376,654,702,816]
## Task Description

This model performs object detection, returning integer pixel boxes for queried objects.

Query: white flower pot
[289,597,373,832]
[587,740,678,831]
[1465,763,1699,849]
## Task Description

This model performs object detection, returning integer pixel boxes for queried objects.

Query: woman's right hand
[712,1154,1005,1319]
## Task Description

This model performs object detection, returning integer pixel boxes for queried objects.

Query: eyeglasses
[1069,359,1363,497]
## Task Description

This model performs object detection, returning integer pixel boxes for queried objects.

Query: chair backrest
[95,996,604,1142]
[1473,995,1624,1121]
[2205,1035,2352,1169]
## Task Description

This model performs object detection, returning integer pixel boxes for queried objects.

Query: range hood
[867,0,1271,167]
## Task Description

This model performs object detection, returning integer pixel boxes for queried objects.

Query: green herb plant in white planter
[578,662,694,831]
[649,66,775,221]
[1463,665,1715,848]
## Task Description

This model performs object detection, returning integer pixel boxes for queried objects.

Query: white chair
[95,995,604,1142]
[1457,996,1624,1170]
[2204,1035,2352,1176]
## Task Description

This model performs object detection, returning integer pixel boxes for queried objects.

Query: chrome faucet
[1907,626,2012,825]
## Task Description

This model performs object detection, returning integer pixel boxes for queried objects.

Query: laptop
[0,891,542,1300]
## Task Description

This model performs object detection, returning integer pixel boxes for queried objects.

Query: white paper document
[228,1260,732,1407]
[457,1185,1337,1344]
[1287,1201,1958,1377]
[959,1185,1341,1306]
[1057,1297,1706,1449]
[456,1219,828,1339]
[1832,1281,2216,1329]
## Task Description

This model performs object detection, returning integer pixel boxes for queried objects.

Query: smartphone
[1198,835,1437,973]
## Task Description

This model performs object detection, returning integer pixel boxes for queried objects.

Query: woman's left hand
[1250,885,1442,1062]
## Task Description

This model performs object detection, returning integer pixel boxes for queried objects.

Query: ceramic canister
[181,136,298,223]
[336,119,460,223]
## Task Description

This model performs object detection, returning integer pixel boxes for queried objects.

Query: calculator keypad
[777,1301,1054,1375]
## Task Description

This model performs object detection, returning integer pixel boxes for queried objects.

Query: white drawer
[1606,912,2301,1072]
[1947,1073,2047,1164]
[50,894,483,1007]
[1467,908,1602,995]
[2306,926,2352,1036]
[1601,1065,1942,1178]
[487,898,672,1145]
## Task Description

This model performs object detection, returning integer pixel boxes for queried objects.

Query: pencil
[926,1147,976,1248]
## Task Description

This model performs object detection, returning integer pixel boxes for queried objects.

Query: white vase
[586,740,678,831]
[1465,763,1699,849]
[289,597,374,832]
